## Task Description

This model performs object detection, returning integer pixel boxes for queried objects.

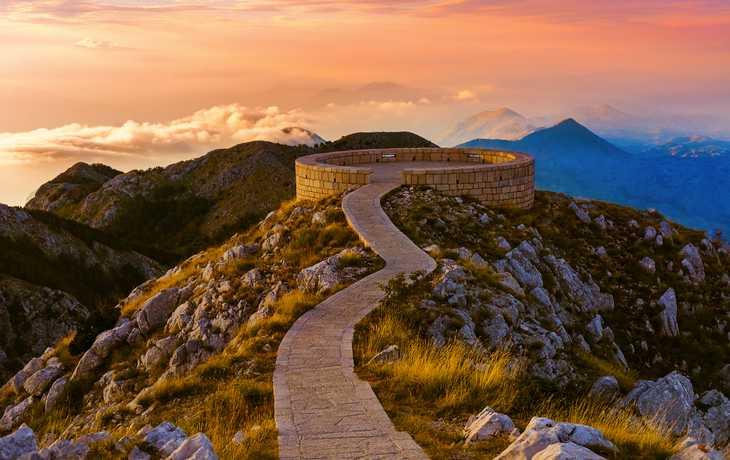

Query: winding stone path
[274,162,470,459]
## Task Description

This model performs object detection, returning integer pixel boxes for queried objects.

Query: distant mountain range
[301,81,451,109]
[459,119,730,232]
[437,105,730,152]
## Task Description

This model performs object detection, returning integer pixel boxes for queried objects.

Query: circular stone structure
[295,147,535,209]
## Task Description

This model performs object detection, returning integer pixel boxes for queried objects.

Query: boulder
[247,306,272,329]
[0,397,34,431]
[262,233,285,251]
[594,215,606,230]
[495,237,511,252]
[496,273,526,296]
[493,245,543,291]
[589,376,620,402]
[668,443,726,460]
[639,257,656,274]
[260,282,287,308]
[532,442,607,460]
[10,371,29,395]
[367,345,402,365]
[635,371,695,437]
[91,319,134,358]
[240,268,263,287]
[658,288,679,336]
[659,222,674,243]
[45,377,68,412]
[495,417,615,460]
[464,406,517,445]
[128,446,151,460]
[568,202,590,224]
[699,390,730,445]
[644,226,657,241]
[297,261,340,293]
[70,349,104,381]
[311,211,326,224]
[201,262,215,282]
[145,422,188,456]
[585,316,603,344]
[0,424,38,460]
[136,288,180,334]
[167,432,219,460]
[23,366,63,396]
[679,244,706,283]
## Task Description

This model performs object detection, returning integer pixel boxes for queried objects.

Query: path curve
[275,162,466,459]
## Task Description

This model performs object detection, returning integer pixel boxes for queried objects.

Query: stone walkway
[274,162,468,459]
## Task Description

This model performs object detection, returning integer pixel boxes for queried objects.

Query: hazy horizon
[2,0,730,206]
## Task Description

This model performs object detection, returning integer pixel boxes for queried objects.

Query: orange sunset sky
[1,0,730,205]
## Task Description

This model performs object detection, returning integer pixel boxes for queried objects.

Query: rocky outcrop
[679,244,706,283]
[658,288,679,336]
[0,424,38,460]
[464,407,517,445]
[494,417,615,459]
[589,376,620,402]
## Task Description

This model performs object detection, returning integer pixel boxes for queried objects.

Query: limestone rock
[639,257,656,274]
[91,319,134,358]
[568,202,590,224]
[166,432,219,460]
[23,366,63,396]
[464,406,517,445]
[240,269,263,288]
[0,424,38,460]
[668,443,726,460]
[247,306,272,329]
[495,237,511,252]
[45,377,68,413]
[589,376,620,402]
[644,226,657,241]
[297,261,340,293]
[145,422,188,457]
[129,446,151,460]
[496,273,525,296]
[532,442,607,460]
[658,288,679,336]
[586,316,603,344]
[311,211,326,224]
[71,349,103,380]
[659,221,674,243]
[136,288,180,334]
[594,215,606,230]
[495,417,615,460]
[0,397,34,431]
[634,371,695,437]
[260,281,287,308]
[679,244,706,283]
[10,371,29,395]
[368,345,402,365]
[262,233,285,251]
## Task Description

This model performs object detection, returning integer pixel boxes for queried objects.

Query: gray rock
[644,226,657,241]
[70,349,103,380]
[128,446,151,460]
[574,335,590,353]
[568,202,590,224]
[368,345,402,365]
[464,406,517,445]
[594,215,606,230]
[240,268,263,287]
[247,306,272,329]
[135,288,180,335]
[311,211,325,225]
[532,443,607,460]
[586,315,603,344]
[0,424,38,460]
[635,371,695,437]
[658,288,679,336]
[482,312,511,350]
[639,257,656,274]
[297,261,340,293]
[699,390,730,445]
[127,327,143,344]
[10,371,29,395]
[145,422,187,456]
[495,237,511,252]
[589,376,620,401]
[668,443,726,460]
[23,366,63,396]
[201,262,215,282]
[0,397,34,431]
[166,432,218,460]
[260,281,287,308]
[91,319,134,358]
[679,244,706,283]
[261,211,277,229]
[544,256,613,313]
[656,234,664,246]
[659,221,674,243]
[628,220,639,228]
[45,377,67,413]
[495,417,615,460]
[493,244,543,291]
[596,247,608,258]
[262,233,285,251]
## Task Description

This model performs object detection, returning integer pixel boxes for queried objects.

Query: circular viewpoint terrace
[295,147,535,209]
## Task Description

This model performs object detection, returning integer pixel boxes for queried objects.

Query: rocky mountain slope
[0,203,164,383]
[459,119,730,233]
[25,132,435,258]
[355,185,730,458]
[0,191,380,460]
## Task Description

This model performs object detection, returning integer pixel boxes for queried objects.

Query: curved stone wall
[295,147,535,209]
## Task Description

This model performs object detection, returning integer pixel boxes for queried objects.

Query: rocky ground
[0,191,380,459]
[350,186,730,459]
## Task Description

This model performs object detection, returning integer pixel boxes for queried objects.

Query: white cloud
[0,104,319,166]
[455,90,478,100]
[75,38,125,49]
[418,97,433,104]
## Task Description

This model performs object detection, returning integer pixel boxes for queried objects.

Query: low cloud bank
[0,104,318,166]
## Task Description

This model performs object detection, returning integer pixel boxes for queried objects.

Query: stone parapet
[295,148,535,209]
